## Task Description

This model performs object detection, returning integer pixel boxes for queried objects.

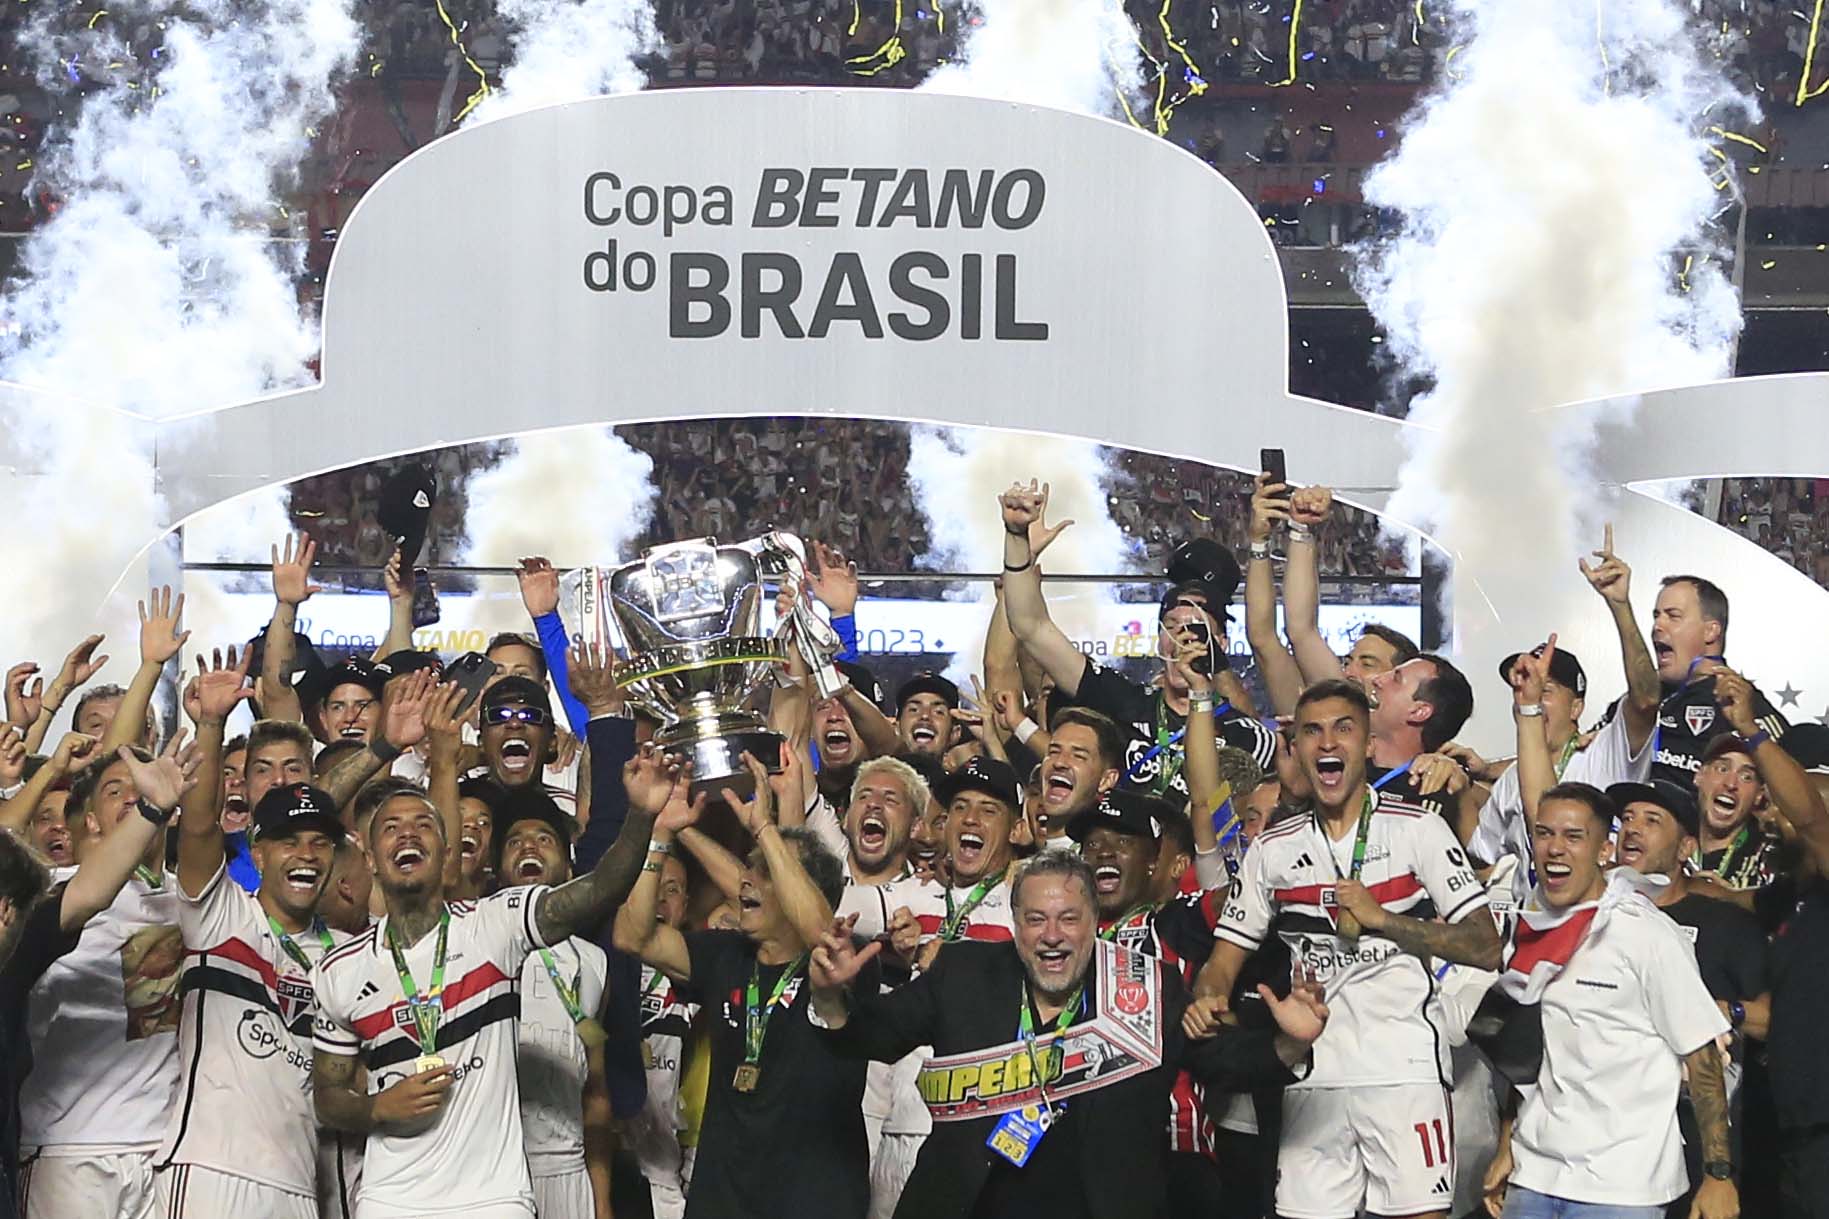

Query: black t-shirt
[1063,657,1277,800]
[678,929,876,1219]
[1662,893,1767,1002]
[1650,675,1787,790]
[968,1093,1091,1219]
[0,886,81,1219]
[1760,875,1829,1131]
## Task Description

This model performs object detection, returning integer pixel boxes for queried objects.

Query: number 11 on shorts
[1413,1118,1448,1168]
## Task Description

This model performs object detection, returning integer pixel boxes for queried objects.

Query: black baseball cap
[934,756,1022,813]
[489,787,576,876]
[896,672,960,712]
[378,464,437,567]
[1166,538,1242,603]
[837,660,884,711]
[252,783,347,844]
[1606,779,1700,838]
[1702,731,1759,767]
[1067,788,1171,843]
[311,657,388,709]
[377,650,444,680]
[1498,645,1587,699]
[1781,722,1829,772]
[481,675,552,717]
[245,628,327,709]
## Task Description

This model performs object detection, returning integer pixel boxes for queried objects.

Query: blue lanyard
[1369,760,1412,792]
[1650,653,1727,762]
[1124,701,1231,782]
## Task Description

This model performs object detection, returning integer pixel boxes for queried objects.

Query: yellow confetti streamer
[1274,0,1305,87]
[435,0,492,123]
[1798,0,1829,106]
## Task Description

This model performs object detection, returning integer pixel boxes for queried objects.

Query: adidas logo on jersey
[1293,852,1315,870]
[1432,1176,1451,1197]
[357,981,380,1000]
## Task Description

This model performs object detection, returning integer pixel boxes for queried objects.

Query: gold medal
[414,1053,446,1074]
[732,1063,761,1092]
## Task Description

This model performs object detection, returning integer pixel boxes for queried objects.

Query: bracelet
[1248,541,1271,560]
[1013,718,1040,745]
[1286,523,1313,544]
[1190,696,1215,714]
[1514,703,1544,718]
[641,859,665,875]
[137,798,176,826]
[369,738,404,764]
[1002,560,1033,573]
[1739,729,1770,752]
[647,838,674,857]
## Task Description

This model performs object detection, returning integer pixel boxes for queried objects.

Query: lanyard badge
[986,983,1081,1166]
[734,953,806,1093]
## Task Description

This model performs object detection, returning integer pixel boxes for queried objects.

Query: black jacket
[818,941,1302,1219]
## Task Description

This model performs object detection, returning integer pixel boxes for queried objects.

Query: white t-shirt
[156,865,349,1194]
[1510,897,1730,1206]
[21,869,182,1152]
[1470,711,1651,889]
[312,887,552,1218]
[1218,797,1489,1088]
[517,936,607,1177]
[624,964,698,1186]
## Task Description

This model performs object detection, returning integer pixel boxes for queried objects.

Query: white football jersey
[155,865,348,1195]
[1218,795,1489,1089]
[312,886,551,1218]
[516,936,607,1175]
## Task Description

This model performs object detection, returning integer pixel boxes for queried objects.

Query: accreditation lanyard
[1553,733,1581,779]
[1652,654,1729,761]
[1097,904,1155,942]
[1017,981,1086,1112]
[537,948,586,1024]
[269,915,334,975]
[1693,824,1753,881]
[1323,762,1408,883]
[133,865,163,890]
[942,867,1008,941]
[387,908,451,1055]
[743,953,807,1066]
[1126,696,1234,793]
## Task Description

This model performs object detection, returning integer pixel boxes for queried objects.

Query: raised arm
[377,548,416,660]
[25,635,109,754]
[726,750,833,950]
[518,557,592,736]
[1243,475,1305,716]
[805,540,862,663]
[0,730,97,833]
[64,737,202,930]
[423,681,469,894]
[319,669,438,810]
[610,749,697,980]
[1283,487,1346,684]
[1175,635,1226,867]
[1511,640,1558,833]
[261,532,320,724]
[178,649,255,897]
[998,480,1091,697]
[1579,525,1660,752]
[102,587,189,755]
[1717,668,1829,874]
[570,644,638,870]
[534,739,662,946]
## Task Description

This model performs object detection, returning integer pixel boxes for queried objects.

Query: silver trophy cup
[564,533,844,787]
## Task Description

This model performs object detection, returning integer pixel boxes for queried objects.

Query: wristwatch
[1728,1000,1746,1030]
[1703,1160,1734,1181]
[137,798,177,826]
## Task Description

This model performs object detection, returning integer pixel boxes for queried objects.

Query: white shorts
[1277,1083,1457,1219]
[869,1132,924,1219]
[155,1164,317,1219]
[647,1147,695,1219]
[532,1166,594,1218]
[20,1149,157,1219]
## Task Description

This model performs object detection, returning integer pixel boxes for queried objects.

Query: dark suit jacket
[818,941,1302,1219]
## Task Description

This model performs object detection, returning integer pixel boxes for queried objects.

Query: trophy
[561,533,845,787]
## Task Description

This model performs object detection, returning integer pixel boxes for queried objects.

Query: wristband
[137,798,177,826]
[1190,696,1215,714]
[1514,703,1544,718]
[1286,523,1313,544]
[1739,729,1770,753]
[1013,717,1040,745]
[641,859,665,875]
[647,838,674,857]
[1248,541,1271,561]
[369,738,404,765]
[1002,560,1033,573]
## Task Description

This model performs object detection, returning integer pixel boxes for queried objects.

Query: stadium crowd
[0,459,1822,1219]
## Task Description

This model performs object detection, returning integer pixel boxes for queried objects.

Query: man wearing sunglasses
[480,678,560,793]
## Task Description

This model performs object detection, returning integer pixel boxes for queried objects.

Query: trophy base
[654,716,785,793]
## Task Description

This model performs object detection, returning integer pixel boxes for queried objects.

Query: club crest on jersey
[276,977,315,1026]
[392,1004,418,1030]
[1686,705,1716,736]
[1319,886,1340,928]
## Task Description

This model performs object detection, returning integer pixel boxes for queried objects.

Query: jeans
[1502,1185,1665,1219]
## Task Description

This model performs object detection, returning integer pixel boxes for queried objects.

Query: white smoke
[461,427,658,569]
[1355,0,1745,660]
[920,0,1143,116]
[466,0,658,125]
[0,0,358,681]
[906,426,1139,681]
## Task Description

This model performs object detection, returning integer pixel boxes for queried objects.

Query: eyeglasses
[484,704,551,728]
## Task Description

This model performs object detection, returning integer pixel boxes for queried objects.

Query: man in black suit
[807,851,1327,1219]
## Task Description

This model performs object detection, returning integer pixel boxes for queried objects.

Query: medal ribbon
[537,947,588,1026]
[133,865,163,890]
[1097,904,1155,942]
[942,866,1008,941]
[1126,695,1233,794]
[268,915,334,975]
[743,954,806,1066]
[1017,980,1085,1105]
[386,908,450,1056]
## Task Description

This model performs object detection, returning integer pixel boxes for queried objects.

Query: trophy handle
[745,533,847,701]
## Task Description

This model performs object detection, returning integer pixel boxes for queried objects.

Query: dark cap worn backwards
[896,672,960,712]
[252,783,347,844]
[1499,644,1588,699]
[934,756,1022,813]
[1605,779,1700,839]
[481,675,552,716]
[1067,788,1171,843]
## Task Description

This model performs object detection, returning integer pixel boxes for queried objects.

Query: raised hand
[567,640,622,717]
[0,726,25,788]
[5,663,43,729]
[55,634,109,694]
[138,587,190,667]
[807,541,860,616]
[1248,471,1291,545]
[1509,634,1556,708]
[381,670,438,751]
[48,731,100,776]
[720,750,777,836]
[118,731,204,812]
[272,532,322,607]
[383,547,409,606]
[194,647,255,722]
[998,479,1074,555]
[657,766,706,836]
[424,681,470,751]
[516,556,561,618]
[1168,629,1213,697]
[623,742,685,818]
[809,914,883,992]
[1578,524,1632,606]
[1289,485,1333,529]
[1713,668,1760,737]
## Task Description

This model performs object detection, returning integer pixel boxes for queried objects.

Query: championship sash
[917,941,1164,1123]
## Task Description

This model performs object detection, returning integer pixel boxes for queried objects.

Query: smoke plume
[920,0,1143,116]
[461,428,658,570]
[466,0,658,125]
[1355,0,1745,655]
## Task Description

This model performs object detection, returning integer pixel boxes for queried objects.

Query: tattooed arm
[534,806,658,945]
[1335,880,1504,971]
[1683,1043,1740,1219]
